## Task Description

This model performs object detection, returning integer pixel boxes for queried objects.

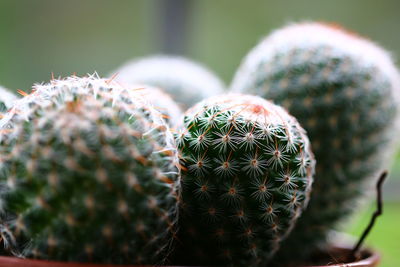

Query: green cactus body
[111,55,225,108]
[0,86,17,113]
[231,22,400,261]
[0,75,179,264]
[174,94,315,266]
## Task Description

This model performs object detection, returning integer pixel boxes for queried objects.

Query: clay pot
[0,246,379,267]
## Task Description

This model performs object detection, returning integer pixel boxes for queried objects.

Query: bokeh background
[0,0,399,266]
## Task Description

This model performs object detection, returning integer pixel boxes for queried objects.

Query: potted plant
[0,85,383,267]
[0,21,398,267]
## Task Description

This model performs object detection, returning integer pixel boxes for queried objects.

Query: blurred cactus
[132,86,183,128]
[0,86,17,113]
[231,22,400,261]
[110,55,225,108]
[174,94,314,266]
[0,75,179,264]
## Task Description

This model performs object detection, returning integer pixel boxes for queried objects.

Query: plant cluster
[0,22,398,266]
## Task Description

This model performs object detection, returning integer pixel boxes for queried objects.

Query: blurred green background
[0,0,399,266]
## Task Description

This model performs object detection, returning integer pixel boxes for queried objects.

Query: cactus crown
[175,94,314,266]
[111,55,226,108]
[0,74,179,264]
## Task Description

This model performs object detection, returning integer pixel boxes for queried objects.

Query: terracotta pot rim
[0,256,155,267]
[0,246,380,267]
[301,246,380,267]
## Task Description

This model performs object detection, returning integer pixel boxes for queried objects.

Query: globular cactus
[174,94,315,266]
[110,55,225,108]
[0,86,17,113]
[231,22,400,261]
[0,75,179,264]
[132,86,183,128]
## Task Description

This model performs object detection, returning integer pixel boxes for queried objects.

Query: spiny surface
[231,22,400,262]
[110,55,225,108]
[0,86,17,113]
[0,75,179,264]
[130,86,182,128]
[174,94,314,266]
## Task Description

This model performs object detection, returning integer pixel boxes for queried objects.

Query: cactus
[174,94,315,266]
[110,55,225,108]
[0,86,17,113]
[132,86,183,128]
[231,22,400,261]
[0,75,179,264]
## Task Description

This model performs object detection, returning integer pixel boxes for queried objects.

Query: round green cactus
[0,75,179,264]
[0,86,17,113]
[231,22,400,261]
[174,94,315,266]
[110,55,225,108]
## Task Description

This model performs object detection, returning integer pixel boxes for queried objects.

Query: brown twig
[351,170,387,258]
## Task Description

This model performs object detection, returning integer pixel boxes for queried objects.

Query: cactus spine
[174,94,315,266]
[131,86,183,128]
[110,55,225,108]
[0,86,17,113]
[231,22,400,261]
[0,75,179,264]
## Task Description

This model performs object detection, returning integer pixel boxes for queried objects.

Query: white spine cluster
[0,86,17,113]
